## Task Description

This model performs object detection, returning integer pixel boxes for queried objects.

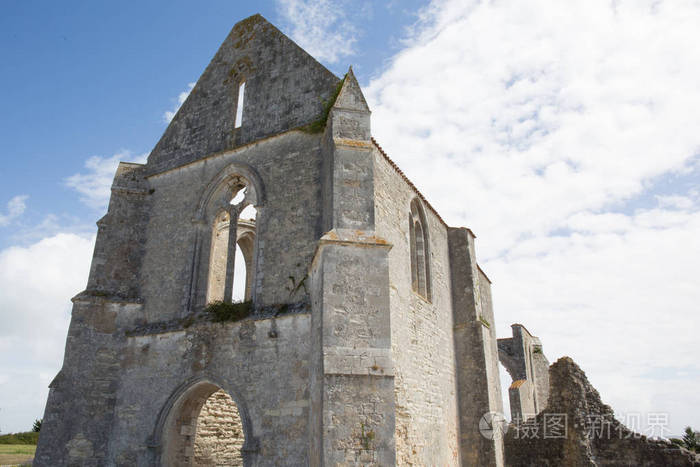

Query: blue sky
[2,0,700,439]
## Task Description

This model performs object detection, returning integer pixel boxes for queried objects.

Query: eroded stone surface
[504,357,700,466]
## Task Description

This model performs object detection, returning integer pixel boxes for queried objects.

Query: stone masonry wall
[505,357,700,466]
[194,389,244,466]
[139,130,324,322]
[87,162,150,299]
[373,145,460,465]
[104,312,312,465]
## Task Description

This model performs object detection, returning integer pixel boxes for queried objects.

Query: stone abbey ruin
[35,14,699,467]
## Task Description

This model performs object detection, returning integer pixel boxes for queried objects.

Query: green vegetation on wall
[301,75,347,133]
[205,300,253,322]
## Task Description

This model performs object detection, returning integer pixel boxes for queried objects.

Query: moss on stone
[300,75,346,134]
[478,315,491,328]
[205,301,252,323]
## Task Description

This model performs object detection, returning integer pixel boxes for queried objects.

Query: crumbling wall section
[504,357,700,466]
[498,324,549,422]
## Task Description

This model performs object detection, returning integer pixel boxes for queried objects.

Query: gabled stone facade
[33,13,696,467]
[36,14,505,466]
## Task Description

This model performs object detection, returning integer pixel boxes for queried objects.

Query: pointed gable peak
[333,66,370,113]
[146,13,340,173]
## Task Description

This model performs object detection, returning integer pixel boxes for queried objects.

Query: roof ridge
[371,138,489,280]
[371,137,448,228]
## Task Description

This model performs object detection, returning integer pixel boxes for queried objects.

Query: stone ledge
[333,137,373,149]
[124,303,309,338]
[319,228,392,249]
[71,290,144,305]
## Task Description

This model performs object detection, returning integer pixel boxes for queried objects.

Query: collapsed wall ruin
[504,357,700,466]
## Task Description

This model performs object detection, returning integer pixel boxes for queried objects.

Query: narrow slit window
[235,81,246,128]
[409,198,431,301]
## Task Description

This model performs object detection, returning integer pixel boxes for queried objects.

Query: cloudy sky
[1,0,698,437]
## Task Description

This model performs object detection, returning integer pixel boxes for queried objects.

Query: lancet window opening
[206,178,258,304]
[234,80,246,128]
[409,198,431,301]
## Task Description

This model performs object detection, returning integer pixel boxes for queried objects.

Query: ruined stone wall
[531,352,549,416]
[498,325,550,422]
[373,146,460,465]
[193,389,244,466]
[37,130,323,466]
[504,357,700,466]
[140,130,324,321]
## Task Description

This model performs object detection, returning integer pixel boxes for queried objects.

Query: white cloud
[0,195,28,227]
[67,80,189,210]
[277,0,359,64]
[367,0,700,253]
[487,204,700,433]
[163,82,195,123]
[366,0,700,435]
[0,232,94,433]
[65,151,147,210]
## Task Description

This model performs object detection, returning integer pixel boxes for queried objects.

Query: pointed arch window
[205,177,258,304]
[409,198,431,301]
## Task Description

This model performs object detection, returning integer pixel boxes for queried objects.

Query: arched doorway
[158,381,247,466]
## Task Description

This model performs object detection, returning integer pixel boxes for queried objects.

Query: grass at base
[0,443,35,465]
[0,445,36,454]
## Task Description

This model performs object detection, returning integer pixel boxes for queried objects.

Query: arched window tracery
[409,198,431,301]
[205,176,258,304]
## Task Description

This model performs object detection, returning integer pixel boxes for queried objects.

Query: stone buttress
[309,69,397,466]
[449,228,505,466]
